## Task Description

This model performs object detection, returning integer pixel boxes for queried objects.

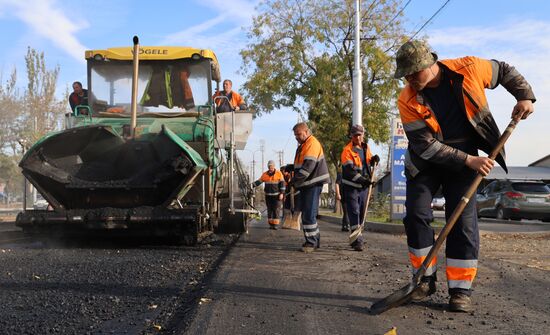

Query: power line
[406,0,451,42]
[345,0,411,42]
[370,0,453,76]
[378,0,412,37]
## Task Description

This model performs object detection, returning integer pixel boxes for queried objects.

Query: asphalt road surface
[0,229,238,334]
[433,210,550,233]
[185,218,549,335]
[0,217,548,334]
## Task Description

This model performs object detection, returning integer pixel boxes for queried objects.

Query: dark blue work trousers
[340,199,350,229]
[343,185,368,245]
[297,185,322,247]
[404,165,479,295]
[265,195,281,224]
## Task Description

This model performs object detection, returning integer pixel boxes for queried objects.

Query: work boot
[410,278,436,302]
[300,243,317,253]
[352,242,364,251]
[449,293,473,313]
[341,225,350,232]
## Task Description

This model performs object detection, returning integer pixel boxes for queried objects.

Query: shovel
[370,118,519,315]
[282,186,301,230]
[349,162,378,244]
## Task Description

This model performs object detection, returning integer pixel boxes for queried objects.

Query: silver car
[431,197,445,210]
[476,180,550,222]
[33,194,50,210]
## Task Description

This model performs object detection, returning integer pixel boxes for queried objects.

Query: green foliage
[241,0,407,170]
[22,47,66,144]
[0,68,21,155]
[369,192,391,221]
[0,153,22,200]
[0,47,67,202]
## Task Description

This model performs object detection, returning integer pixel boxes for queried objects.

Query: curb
[478,217,549,225]
[318,214,445,235]
[319,214,550,235]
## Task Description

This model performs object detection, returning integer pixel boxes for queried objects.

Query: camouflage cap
[394,40,438,79]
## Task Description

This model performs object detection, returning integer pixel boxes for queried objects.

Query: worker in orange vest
[394,40,535,312]
[340,124,379,251]
[212,79,246,113]
[290,122,330,252]
[252,160,285,229]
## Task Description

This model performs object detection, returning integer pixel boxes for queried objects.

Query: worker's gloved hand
[370,155,380,166]
[250,182,256,189]
[361,179,371,188]
[287,180,294,189]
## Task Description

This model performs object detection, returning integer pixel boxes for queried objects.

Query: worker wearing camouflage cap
[394,40,535,312]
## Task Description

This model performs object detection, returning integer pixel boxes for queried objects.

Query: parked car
[431,197,445,210]
[33,194,50,210]
[476,180,550,221]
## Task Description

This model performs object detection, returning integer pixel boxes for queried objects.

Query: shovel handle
[349,162,378,244]
[290,186,295,211]
[414,119,519,282]
[361,162,378,226]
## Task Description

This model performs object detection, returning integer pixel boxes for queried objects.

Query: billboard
[390,118,408,220]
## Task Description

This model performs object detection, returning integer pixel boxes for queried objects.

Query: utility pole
[352,0,362,126]
[275,150,284,167]
[386,140,392,173]
[260,140,265,172]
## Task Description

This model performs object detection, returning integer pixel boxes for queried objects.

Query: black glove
[361,178,371,188]
[287,180,294,189]
[370,154,380,166]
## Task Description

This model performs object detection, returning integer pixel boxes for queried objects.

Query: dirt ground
[481,232,550,271]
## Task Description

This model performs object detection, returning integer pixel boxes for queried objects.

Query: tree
[241,0,408,170]
[0,68,21,155]
[21,47,67,144]
[0,48,67,203]
[0,153,22,203]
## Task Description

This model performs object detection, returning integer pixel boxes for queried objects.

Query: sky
[0,0,548,179]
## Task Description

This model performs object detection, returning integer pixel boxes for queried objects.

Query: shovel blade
[348,226,362,244]
[370,281,418,315]
[282,211,301,230]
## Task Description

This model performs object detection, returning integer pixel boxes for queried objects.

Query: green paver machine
[16,38,257,243]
